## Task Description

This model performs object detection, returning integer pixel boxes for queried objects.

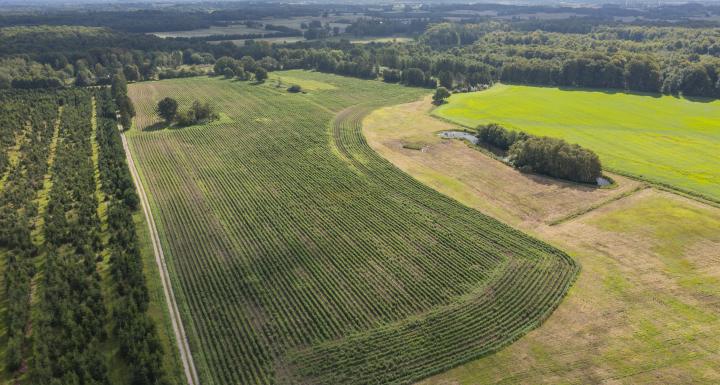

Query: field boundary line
[547,185,649,226]
[120,128,200,385]
[603,167,720,208]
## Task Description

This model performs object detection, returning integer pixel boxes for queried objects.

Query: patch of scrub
[402,141,428,151]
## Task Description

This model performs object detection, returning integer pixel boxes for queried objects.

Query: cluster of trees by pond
[477,123,602,184]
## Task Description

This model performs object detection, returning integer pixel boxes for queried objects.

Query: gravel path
[120,129,200,385]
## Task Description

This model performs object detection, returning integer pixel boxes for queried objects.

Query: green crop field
[433,84,720,202]
[127,71,578,385]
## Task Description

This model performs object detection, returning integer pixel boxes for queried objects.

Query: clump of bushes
[476,123,602,184]
[176,100,218,127]
[156,97,218,127]
[287,84,303,93]
[432,87,451,105]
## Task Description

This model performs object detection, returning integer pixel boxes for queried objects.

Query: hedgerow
[0,90,59,373]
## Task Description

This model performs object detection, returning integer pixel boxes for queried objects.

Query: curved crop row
[282,105,578,385]
[127,72,578,385]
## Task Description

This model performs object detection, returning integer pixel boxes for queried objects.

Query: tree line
[0,90,60,374]
[96,88,169,385]
[112,73,135,130]
[31,90,109,384]
[2,11,720,99]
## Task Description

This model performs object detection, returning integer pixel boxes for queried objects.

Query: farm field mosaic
[365,98,720,384]
[126,71,578,385]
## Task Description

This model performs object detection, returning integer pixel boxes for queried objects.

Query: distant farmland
[433,84,720,202]
[127,72,578,385]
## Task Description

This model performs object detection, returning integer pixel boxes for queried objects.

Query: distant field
[127,72,577,385]
[152,14,360,38]
[210,35,413,47]
[152,24,267,38]
[433,84,720,202]
[208,36,306,45]
[349,36,413,44]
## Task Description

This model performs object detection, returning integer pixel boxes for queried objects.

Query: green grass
[267,73,337,91]
[593,196,720,297]
[127,71,578,385]
[433,84,720,202]
[134,209,187,385]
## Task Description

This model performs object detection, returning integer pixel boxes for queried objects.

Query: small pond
[438,131,478,144]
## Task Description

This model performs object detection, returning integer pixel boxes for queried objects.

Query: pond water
[438,131,478,144]
[596,177,611,186]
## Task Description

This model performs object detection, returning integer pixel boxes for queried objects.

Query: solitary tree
[156,97,178,123]
[433,87,451,105]
[255,67,268,82]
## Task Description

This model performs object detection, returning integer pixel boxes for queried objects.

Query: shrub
[255,67,268,82]
[432,87,451,105]
[287,84,302,93]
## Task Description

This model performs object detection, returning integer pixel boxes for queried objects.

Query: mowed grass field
[433,84,720,202]
[127,72,578,385]
[364,99,720,384]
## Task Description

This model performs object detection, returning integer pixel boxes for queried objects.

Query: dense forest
[1,4,720,98]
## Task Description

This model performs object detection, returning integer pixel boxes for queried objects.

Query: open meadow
[126,71,578,385]
[433,84,720,202]
[364,99,720,384]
